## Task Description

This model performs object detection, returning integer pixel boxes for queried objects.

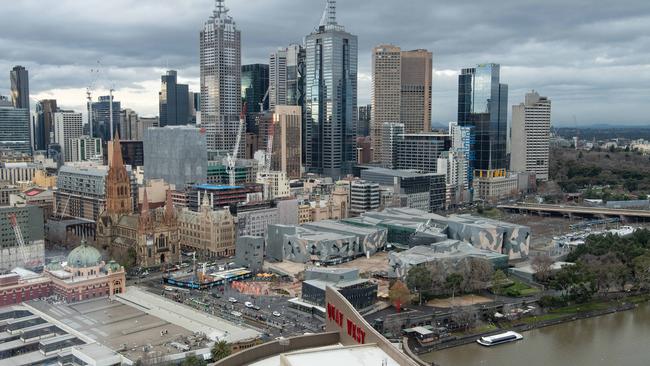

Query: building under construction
[0,205,45,272]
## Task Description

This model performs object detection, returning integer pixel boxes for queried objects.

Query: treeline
[543,230,650,305]
[549,148,650,195]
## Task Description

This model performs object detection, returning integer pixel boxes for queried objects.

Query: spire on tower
[214,0,228,16]
[318,0,342,31]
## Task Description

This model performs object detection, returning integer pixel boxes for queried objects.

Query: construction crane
[7,214,28,267]
[227,104,246,186]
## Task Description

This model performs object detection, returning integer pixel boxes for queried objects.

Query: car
[244,301,254,308]
[252,305,261,311]
[228,297,238,303]
[272,311,281,317]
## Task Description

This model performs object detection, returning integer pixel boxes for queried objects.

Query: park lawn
[502,280,540,297]
[549,299,613,314]
[626,294,650,304]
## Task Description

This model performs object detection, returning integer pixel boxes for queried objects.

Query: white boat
[476,331,523,346]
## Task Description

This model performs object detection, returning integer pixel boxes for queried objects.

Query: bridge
[497,203,650,220]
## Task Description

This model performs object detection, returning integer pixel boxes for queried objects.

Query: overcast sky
[1,0,649,126]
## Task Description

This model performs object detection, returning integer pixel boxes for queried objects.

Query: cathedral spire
[139,187,151,230]
[164,189,175,224]
[105,133,132,216]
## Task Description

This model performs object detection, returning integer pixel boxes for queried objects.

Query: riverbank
[408,294,649,355]
[418,301,650,366]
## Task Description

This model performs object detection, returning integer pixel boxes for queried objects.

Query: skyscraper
[159,70,190,127]
[511,91,551,181]
[371,46,432,164]
[53,111,83,162]
[371,45,402,162]
[241,63,269,130]
[10,66,29,110]
[357,104,371,137]
[272,106,302,179]
[0,105,31,154]
[304,0,358,178]
[400,49,432,134]
[269,44,305,110]
[458,63,508,175]
[34,99,58,150]
[200,0,242,154]
[91,96,121,143]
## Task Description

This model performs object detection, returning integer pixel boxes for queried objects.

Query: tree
[531,254,555,282]
[211,340,232,362]
[451,308,478,332]
[182,355,207,366]
[445,273,464,305]
[633,253,650,290]
[464,258,494,292]
[406,266,432,304]
[550,262,596,303]
[491,270,508,296]
[389,280,412,312]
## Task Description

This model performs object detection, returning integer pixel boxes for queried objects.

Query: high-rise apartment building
[91,96,121,143]
[371,46,432,164]
[10,66,29,110]
[511,91,551,181]
[241,63,269,129]
[371,45,402,162]
[53,111,83,162]
[269,44,305,111]
[273,106,302,179]
[0,106,31,154]
[458,64,508,175]
[159,70,190,127]
[200,0,242,154]
[34,99,57,150]
[400,49,432,134]
[70,136,103,162]
[304,0,358,178]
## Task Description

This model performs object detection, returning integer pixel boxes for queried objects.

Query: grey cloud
[0,0,649,124]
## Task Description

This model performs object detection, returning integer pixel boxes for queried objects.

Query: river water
[420,303,650,366]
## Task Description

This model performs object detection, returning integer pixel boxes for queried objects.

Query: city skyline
[0,0,648,125]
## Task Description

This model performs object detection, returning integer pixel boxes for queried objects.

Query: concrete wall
[213,332,340,366]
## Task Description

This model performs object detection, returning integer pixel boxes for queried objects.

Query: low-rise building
[45,242,126,302]
[9,187,55,220]
[301,268,377,310]
[234,236,264,273]
[388,239,509,279]
[179,195,236,259]
[350,180,380,216]
[266,220,387,264]
[474,170,520,202]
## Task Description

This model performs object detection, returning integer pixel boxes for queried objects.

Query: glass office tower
[304,0,358,178]
[241,63,269,131]
[458,63,508,174]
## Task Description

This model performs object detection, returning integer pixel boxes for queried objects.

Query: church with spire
[96,136,180,268]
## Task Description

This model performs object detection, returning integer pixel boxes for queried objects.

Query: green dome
[67,242,102,268]
[104,260,121,273]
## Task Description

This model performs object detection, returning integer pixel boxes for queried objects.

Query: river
[419,303,650,366]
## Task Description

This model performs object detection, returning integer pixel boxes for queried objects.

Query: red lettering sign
[328,302,366,344]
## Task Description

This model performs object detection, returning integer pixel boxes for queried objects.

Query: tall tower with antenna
[200,0,242,155]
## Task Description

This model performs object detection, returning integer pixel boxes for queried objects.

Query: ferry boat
[476,331,523,346]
